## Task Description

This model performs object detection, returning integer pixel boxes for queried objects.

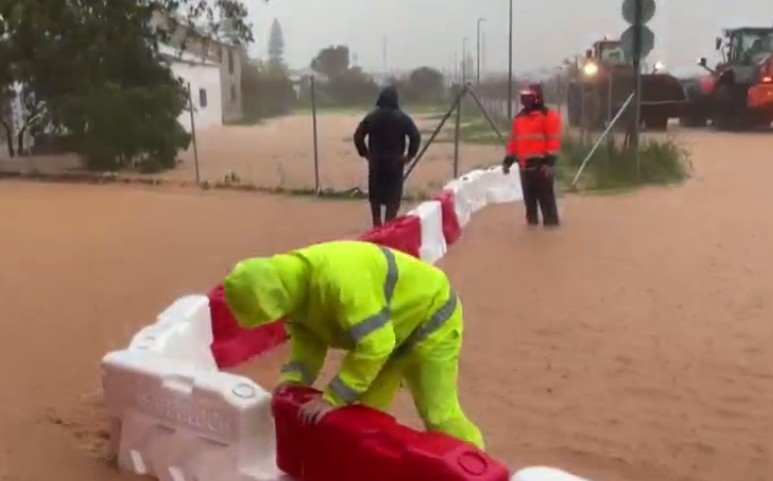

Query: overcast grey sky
[247,0,773,76]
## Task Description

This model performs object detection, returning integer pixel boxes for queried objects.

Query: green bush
[241,66,297,121]
[561,134,691,191]
[56,84,191,173]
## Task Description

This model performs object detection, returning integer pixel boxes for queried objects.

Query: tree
[267,18,286,73]
[405,66,445,103]
[326,66,379,106]
[308,46,379,105]
[311,45,350,79]
[0,0,255,170]
[241,59,296,120]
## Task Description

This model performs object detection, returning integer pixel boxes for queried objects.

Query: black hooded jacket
[353,86,421,169]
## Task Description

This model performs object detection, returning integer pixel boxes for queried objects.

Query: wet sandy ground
[1,125,773,481]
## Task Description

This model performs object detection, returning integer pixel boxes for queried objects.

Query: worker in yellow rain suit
[223,240,484,449]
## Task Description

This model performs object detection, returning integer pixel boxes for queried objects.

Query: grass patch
[455,118,506,144]
[561,134,692,192]
[420,114,507,145]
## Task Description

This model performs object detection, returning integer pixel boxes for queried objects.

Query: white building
[152,11,245,124]
[0,13,245,155]
[160,44,223,132]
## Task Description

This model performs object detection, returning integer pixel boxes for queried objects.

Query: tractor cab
[577,39,631,78]
[588,39,665,72]
[700,27,773,71]
[593,40,630,66]
[687,26,773,129]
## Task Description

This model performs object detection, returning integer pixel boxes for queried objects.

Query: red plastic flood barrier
[358,214,422,258]
[208,284,288,368]
[432,189,462,246]
[272,386,510,481]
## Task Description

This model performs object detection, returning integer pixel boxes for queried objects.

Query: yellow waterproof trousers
[357,302,484,450]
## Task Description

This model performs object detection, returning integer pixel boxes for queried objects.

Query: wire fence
[0,81,516,199]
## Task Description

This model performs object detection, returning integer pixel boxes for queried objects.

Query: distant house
[151,11,246,125]
[0,12,246,156]
[158,44,223,131]
[288,67,329,84]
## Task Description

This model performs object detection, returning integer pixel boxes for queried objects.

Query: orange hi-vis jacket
[506,108,561,169]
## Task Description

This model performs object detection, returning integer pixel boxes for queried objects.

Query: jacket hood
[376,85,400,109]
[223,254,307,328]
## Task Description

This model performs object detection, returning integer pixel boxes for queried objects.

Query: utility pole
[481,31,486,75]
[507,0,513,119]
[462,38,468,85]
[476,18,486,84]
[632,0,643,163]
[453,52,459,84]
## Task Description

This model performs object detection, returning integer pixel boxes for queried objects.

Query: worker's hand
[298,396,336,425]
[502,155,516,174]
[541,165,554,177]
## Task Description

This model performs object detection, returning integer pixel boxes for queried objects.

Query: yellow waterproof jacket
[223,240,456,406]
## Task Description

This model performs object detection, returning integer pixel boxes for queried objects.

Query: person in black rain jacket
[353,86,421,227]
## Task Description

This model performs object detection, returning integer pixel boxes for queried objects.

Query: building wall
[218,45,243,123]
[151,11,245,123]
[171,61,223,132]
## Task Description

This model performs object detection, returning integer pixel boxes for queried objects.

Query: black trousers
[368,163,403,227]
[520,167,559,226]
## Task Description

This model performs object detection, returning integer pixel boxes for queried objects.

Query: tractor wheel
[679,116,707,128]
[583,87,604,131]
[644,116,669,131]
[712,83,746,131]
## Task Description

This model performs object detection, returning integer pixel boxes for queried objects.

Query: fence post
[187,82,200,184]
[310,75,320,192]
[403,86,466,182]
[452,86,463,178]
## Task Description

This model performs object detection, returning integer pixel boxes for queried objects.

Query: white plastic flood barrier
[101,295,284,481]
[101,168,598,481]
[512,467,593,481]
[407,199,447,264]
[444,166,523,227]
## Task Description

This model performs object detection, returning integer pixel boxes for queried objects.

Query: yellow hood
[223,254,307,328]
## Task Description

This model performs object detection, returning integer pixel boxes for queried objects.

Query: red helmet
[520,83,544,102]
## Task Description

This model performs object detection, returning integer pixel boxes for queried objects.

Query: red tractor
[680,27,773,130]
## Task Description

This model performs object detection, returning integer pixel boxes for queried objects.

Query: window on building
[230,84,237,101]
[227,49,234,74]
[199,88,207,108]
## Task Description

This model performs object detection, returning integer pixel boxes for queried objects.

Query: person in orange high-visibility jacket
[223,240,484,449]
[502,84,561,227]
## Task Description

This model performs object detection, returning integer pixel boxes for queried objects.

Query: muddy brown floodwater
[1,125,772,481]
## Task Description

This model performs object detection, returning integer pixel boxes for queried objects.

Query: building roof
[158,43,219,67]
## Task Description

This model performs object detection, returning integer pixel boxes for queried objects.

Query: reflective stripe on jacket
[271,240,458,406]
[506,108,561,168]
